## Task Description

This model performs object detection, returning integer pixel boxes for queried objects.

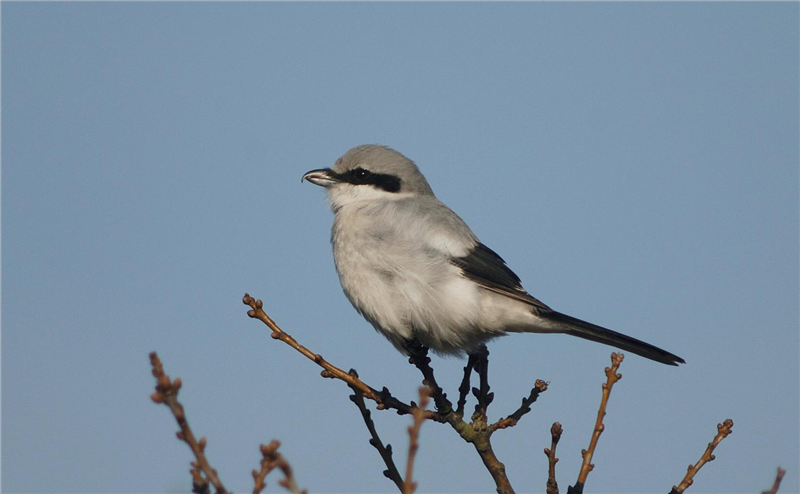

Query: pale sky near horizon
[2,2,798,494]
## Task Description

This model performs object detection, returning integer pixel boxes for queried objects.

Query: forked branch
[152,293,744,494]
[151,352,306,494]
[252,440,307,494]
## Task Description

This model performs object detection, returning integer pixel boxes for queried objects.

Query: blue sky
[2,2,798,493]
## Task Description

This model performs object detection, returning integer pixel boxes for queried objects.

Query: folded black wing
[451,242,551,313]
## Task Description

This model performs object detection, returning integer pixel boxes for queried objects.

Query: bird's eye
[354,168,370,179]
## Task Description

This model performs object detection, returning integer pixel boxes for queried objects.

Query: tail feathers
[544,311,685,366]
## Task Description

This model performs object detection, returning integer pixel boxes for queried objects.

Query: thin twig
[544,422,563,494]
[570,352,624,493]
[253,440,307,494]
[489,380,548,432]
[403,387,431,494]
[252,442,279,494]
[244,294,377,397]
[348,370,404,492]
[243,294,442,422]
[670,419,734,493]
[149,352,229,494]
[761,467,787,494]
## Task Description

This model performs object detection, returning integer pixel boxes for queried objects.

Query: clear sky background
[2,3,798,494]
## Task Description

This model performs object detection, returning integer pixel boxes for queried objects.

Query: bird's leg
[405,340,515,494]
[404,339,452,415]
[472,344,494,422]
[456,352,479,416]
[403,338,427,362]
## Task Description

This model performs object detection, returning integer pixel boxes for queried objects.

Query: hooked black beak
[302,168,340,188]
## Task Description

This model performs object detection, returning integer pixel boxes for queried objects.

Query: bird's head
[302,144,434,211]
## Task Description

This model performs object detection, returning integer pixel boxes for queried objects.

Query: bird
[302,144,685,366]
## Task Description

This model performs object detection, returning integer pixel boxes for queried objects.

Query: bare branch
[244,293,517,492]
[761,467,787,494]
[670,419,734,493]
[253,440,307,494]
[244,294,377,397]
[468,434,514,494]
[191,468,211,494]
[489,380,548,433]
[243,293,442,422]
[403,387,431,494]
[569,352,624,493]
[149,352,229,494]
[252,444,278,494]
[544,422,563,494]
[243,293,550,494]
[348,370,404,492]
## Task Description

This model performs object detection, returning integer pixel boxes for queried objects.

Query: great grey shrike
[302,144,684,366]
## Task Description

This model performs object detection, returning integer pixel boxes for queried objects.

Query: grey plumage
[303,144,685,366]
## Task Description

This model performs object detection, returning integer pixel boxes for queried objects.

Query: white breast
[330,198,505,355]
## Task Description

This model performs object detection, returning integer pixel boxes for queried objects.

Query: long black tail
[544,311,685,366]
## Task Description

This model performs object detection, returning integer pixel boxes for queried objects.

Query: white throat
[328,184,415,212]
